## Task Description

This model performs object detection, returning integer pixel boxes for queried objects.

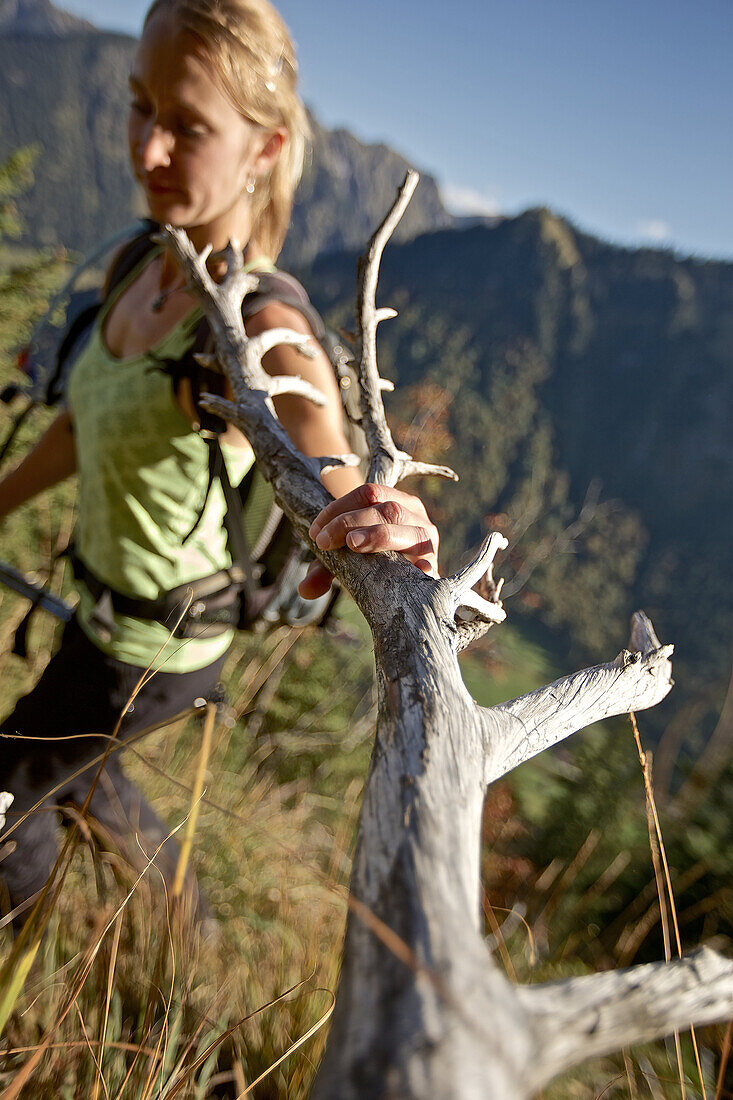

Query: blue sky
[59,0,732,260]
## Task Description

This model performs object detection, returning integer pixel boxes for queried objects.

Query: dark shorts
[0,617,228,922]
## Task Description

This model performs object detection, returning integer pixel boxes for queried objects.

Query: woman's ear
[254,127,287,177]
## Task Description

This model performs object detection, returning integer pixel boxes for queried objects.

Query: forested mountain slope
[300,210,732,739]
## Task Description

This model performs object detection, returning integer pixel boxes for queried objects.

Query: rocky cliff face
[282,114,451,268]
[0,0,95,35]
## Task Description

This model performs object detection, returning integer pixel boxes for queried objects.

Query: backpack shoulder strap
[168,268,329,430]
[49,290,104,403]
[240,270,327,343]
[103,221,159,298]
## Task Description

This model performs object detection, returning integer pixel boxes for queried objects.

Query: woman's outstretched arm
[245,300,361,497]
[0,408,76,521]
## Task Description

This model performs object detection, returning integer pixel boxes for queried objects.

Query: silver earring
[246,175,256,195]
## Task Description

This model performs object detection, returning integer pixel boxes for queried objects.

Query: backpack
[3,222,364,645]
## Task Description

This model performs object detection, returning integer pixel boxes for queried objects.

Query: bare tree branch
[353,170,459,488]
[447,531,508,605]
[485,612,674,783]
[436,531,509,649]
[518,947,733,1093]
[160,228,342,466]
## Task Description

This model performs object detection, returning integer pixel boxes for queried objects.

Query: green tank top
[66,246,267,672]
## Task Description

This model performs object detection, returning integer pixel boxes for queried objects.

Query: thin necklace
[151,258,186,313]
[150,285,182,313]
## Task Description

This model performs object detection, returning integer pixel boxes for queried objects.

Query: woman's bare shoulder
[244,298,314,338]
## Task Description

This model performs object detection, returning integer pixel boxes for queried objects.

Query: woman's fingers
[297,561,334,600]
[312,498,437,552]
[309,483,431,540]
[319,510,438,570]
[315,502,427,548]
[306,482,440,581]
[344,523,437,563]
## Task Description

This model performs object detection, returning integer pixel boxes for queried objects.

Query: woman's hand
[245,306,440,599]
[298,483,440,600]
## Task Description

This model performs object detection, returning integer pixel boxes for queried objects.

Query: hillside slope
[301,211,732,732]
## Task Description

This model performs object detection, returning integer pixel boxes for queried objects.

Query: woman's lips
[146,180,180,195]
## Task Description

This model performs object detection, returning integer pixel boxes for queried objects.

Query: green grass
[1,583,727,1096]
[459,620,561,707]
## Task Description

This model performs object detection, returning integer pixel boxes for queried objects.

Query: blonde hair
[143,0,309,260]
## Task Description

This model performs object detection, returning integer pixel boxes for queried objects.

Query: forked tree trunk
[164,176,733,1099]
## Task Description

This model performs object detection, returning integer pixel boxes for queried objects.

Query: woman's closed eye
[129,99,208,140]
[176,118,209,139]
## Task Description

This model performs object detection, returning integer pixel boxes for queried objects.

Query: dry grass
[0,499,730,1096]
[3,638,729,1097]
[0,592,372,1097]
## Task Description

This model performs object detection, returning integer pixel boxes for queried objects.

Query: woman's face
[128,16,277,244]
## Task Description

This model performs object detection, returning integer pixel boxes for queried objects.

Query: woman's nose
[139,123,174,171]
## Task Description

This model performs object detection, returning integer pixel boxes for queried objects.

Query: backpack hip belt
[68,547,244,644]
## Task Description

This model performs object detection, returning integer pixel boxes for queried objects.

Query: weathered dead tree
[163,174,733,1099]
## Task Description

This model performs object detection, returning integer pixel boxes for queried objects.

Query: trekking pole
[0,559,74,621]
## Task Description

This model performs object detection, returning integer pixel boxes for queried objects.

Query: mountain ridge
[297,207,732,722]
[0,0,95,35]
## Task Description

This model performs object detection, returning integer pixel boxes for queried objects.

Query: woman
[0,0,439,925]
